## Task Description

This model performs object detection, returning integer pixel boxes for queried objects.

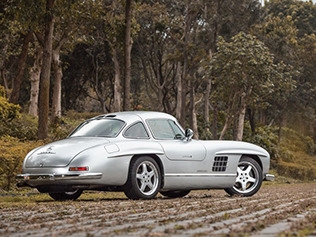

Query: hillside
[272,127,316,181]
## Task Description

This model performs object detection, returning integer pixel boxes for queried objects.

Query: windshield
[70,119,125,137]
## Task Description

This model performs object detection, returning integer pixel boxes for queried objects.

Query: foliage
[275,160,316,181]
[260,0,316,141]
[210,32,296,140]
[281,127,316,156]
[0,135,43,191]
[1,0,316,184]
[211,32,277,105]
[0,111,86,191]
[265,0,316,37]
[246,126,280,159]
[49,113,84,141]
[0,112,83,142]
[243,123,316,181]
[0,113,37,140]
[258,126,316,181]
[0,86,20,121]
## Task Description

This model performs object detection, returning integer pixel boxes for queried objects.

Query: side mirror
[185,128,193,141]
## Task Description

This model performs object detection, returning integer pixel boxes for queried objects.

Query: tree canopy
[0,0,316,142]
[211,32,296,140]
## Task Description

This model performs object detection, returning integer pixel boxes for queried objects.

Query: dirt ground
[0,183,315,237]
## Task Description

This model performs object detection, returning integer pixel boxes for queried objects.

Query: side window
[124,122,149,139]
[147,119,183,139]
[169,120,185,139]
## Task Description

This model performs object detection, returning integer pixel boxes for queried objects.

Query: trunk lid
[25,137,110,168]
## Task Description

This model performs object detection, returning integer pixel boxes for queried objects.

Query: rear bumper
[264,173,275,181]
[16,173,102,187]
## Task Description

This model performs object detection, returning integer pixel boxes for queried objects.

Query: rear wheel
[160,190,190,198]
[124,156,161,200]
[225,156,263,197]
[48,189,83,201]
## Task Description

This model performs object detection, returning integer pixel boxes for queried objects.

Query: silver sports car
[17,111,274,200]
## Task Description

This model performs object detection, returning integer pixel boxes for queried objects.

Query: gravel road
[0,183,315,237]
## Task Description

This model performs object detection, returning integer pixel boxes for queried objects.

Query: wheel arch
[129,154,165,188]
[241,154,263,170]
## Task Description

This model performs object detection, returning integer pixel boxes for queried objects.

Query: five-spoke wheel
[124,156,161,199]
[225,156,263,197]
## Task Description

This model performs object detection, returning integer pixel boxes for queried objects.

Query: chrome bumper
[264,173,275,181]
[16,173,102,186]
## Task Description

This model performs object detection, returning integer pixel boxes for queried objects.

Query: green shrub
[0,85,20,121]
[281,127,316,155]
[0,114,38,141]
[305,136,316,156]
[275,161,316,181]
[0,136,44,191]
[278,146,294,162]
[64,110,100,120]
[0,113,84,142]
[246,126,280,159]
[0,85,5,97]
[49,115,84,141]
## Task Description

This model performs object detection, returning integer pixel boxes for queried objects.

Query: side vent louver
[212,156,228,172]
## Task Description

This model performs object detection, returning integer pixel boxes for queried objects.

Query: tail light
[69,167,89,171]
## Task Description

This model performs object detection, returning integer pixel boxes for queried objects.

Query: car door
[146,119,206,161]
[158,139,206,161]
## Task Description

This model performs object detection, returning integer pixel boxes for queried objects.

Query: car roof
[98,111,177,124]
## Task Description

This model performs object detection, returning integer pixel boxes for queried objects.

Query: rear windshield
[70,119,125,138]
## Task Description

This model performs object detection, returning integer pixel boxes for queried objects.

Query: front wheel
[48,189,83,201]
[225,156,263,197]
[124,156,161,200]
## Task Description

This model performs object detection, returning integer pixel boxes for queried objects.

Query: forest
[1,0,316,190]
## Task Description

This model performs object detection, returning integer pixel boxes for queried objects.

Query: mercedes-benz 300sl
[17,111,274,200]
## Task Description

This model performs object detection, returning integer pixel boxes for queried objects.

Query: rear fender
[129,154,165,188]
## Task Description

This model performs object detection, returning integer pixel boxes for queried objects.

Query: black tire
[48,189,83,201]
[124,156,161,200]
[225,156,263,197]
[160,190,190,198]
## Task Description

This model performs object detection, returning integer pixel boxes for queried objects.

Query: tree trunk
[28,46,42,116]
[247,108,256,135]
[204,78,211,131]
[38,0,55,140]
[51,49,62,118]
[189,84,199,139]
[219,116,231,140]
[112,46,121,112]
[0,34,9,94]
[178,0,191,125]
[9,31,33,104]
[236,96,247,141]
[219,95,236,140]
[175,62,182,121]
[123,0,132,111]
[204,49,213,134]
[212,102,218,139]
[219,89,242,140]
